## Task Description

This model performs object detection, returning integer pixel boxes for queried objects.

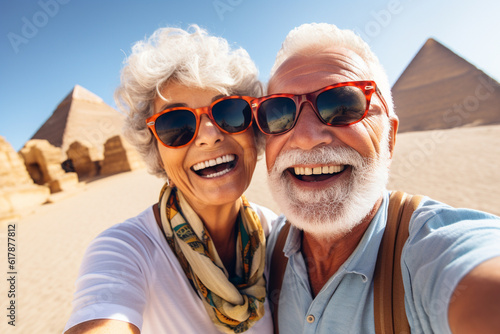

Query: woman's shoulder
[79,205,177,280]
[88,206,162,255]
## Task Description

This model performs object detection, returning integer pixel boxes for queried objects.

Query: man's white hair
[115,25,263,179]
[270,23,394,116]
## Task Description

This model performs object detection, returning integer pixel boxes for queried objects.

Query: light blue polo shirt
[266,190,500,333]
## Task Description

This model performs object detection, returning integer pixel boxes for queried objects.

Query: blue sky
[1,0,499,151]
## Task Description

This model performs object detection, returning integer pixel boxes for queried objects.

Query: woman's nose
[194,114,224,147]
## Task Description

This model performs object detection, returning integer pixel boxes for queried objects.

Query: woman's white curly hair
[115,25,263,179]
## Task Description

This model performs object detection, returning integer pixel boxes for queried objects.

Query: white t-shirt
[64,203,277,333]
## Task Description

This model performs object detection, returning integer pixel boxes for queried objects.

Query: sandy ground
[388,124,500,216]
[1,124,499,333]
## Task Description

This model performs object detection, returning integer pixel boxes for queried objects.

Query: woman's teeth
[293,165,345,176]
[204,168,231,178]
[192,154,235,171]
[191,154,237,178]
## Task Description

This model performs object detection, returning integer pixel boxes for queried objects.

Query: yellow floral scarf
[158,184,266,333]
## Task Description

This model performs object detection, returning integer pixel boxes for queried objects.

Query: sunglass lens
[155,109,196,147]
[211,99,252,133]
[316,86,367,125]
[257,97,296,134]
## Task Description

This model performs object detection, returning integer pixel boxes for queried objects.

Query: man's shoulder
[400,195,500,332]
[402,194,500,267]
[410,196,500,233]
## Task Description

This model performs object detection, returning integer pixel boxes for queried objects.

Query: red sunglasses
[146,95,254,148]
[251,80,389,135]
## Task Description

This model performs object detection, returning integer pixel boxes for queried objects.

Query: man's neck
[301,197,383,297]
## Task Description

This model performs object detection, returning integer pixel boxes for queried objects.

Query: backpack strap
[268,221,291,334]
[374,191,424,334]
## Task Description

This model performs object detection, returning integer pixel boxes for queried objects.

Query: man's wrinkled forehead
[268,47,371,94]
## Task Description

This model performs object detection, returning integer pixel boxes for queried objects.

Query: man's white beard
[267,130,391,239]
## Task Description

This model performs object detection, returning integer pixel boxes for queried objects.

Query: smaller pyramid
[392,38,500,132]
[30,85,124,159]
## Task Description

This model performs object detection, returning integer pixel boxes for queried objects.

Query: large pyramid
[392,38,500,132]
[30,85,125,159]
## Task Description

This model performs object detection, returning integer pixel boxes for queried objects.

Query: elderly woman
[64,25,276,334]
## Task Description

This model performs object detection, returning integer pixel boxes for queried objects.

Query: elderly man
[253,23,500,333]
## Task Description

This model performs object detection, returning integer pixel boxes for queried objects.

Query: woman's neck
[188,196,242,276]
[153,189,243,276]
[191,199,240,239]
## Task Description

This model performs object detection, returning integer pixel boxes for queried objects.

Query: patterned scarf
[158,184,266,333]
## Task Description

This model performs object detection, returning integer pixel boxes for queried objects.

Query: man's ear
[388,115,399,160]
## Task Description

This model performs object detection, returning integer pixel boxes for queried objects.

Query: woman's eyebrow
[212,94,226,102]
[160,102,187,111]
[160,94,227,111]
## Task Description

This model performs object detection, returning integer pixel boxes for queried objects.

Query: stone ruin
[0,136,50,222]
[66,141,99,180]
[65,136,145,179]
[19,139,79,193]
[0,133,146,222]
[100,135,145,176]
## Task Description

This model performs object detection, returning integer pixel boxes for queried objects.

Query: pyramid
[30,85,125,159]
[392,38,500,132]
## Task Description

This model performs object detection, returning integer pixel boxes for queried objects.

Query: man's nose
[287,104,335,150]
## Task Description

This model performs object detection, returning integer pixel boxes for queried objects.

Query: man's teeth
[192,154,235,171]
[293,165,345,176]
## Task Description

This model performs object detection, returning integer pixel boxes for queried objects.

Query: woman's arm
[65,319,140,334]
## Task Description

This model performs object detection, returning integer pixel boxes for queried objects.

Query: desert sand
[1,124,499,333]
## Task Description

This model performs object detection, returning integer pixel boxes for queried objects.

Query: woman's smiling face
[153,82,258,210]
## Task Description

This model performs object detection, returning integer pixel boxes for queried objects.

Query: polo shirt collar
[282,190,390,282]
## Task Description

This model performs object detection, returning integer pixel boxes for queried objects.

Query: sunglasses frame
[251,80,389,135]
[146,95,255,148]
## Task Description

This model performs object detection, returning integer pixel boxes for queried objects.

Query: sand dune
[1,124,499,333]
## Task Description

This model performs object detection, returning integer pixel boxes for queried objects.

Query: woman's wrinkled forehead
[268,47,372,95]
